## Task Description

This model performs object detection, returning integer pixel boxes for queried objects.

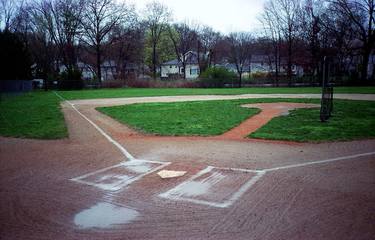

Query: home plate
[159,166,265,208]
[157,170,187,179]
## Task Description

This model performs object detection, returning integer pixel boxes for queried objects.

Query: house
[217,55,304,77]
[59,61,95,80]
[100,61,150,81]
[64,61,149,82]
[100,60,117,81]
[77,62,95,80]
[161,51,200,79]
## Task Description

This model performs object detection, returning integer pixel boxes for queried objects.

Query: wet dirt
[1,95,374,239]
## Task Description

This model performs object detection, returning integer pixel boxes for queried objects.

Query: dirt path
[216,102,319,140]
[1,94,374,240]
[68,93,375,106]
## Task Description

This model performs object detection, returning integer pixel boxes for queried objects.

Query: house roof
[162,59,180,66]
[161,51,199,66]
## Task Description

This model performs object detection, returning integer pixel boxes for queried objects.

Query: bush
[58,68,83,90]
[125,79,199,88]
[102,80,125,88]
[251,71,268,79]
[199,67,236,88]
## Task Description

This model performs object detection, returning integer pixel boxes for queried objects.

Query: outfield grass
[0,92,67,139]
[250,100,375,142]
[58,86,375,100]
[1,88,374,141]
[98,101,260,136]
[98,98,375,142]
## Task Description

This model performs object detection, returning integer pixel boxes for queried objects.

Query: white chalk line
[54,92,375,207]
[159,166,266,208]
[54,91,135,161]
[54,92,172,191]
[261,151,375,172]
[159,153,375,208]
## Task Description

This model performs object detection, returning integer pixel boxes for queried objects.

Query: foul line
[54,91,375,208]
[53,91,135,161]
[262,151,375,172]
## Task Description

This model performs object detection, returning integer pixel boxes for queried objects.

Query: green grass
[0,92,67,139]
[98,98,375,142]
[58,86,375,100]
[250,100,375,142]
[97,100,260,136]
[1,87,374,140]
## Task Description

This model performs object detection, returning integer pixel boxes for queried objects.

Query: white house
[217,55,304,77]
[161,51,200,79]
[100,60,117,81]
[77,62,95,80]
[59,61,95,80]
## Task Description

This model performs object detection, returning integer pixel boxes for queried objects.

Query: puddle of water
[74,202,139,229]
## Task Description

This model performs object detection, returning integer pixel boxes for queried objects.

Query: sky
[127,0,266,34]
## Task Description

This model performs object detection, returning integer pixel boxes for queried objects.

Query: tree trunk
[287,37,292,87]
[361,47,370,82]
[96,44,102,87]
[274,42,279,87]
[208,50,213,67]
[197,41,201,73]
[152,43,157,80]
[182,61,186,79]
[239,73,242,88]
[44,79,48,91]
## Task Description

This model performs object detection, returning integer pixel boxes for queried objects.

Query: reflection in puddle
[74,202,139,229]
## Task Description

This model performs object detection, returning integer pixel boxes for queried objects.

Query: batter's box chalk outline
[71,160,170,191]
[159,166,265,208]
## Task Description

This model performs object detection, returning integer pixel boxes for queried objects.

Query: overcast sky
[127,0,266,34]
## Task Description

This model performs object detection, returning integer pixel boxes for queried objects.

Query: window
[190,68,199,75]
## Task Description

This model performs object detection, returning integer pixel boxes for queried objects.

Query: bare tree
[260,2,283,86]
[197,26,221,72]
[144,1,171,79]
[32,0,84,72]
[227,32,253,87]
[81,0,132,85]
[300,1,320,69]
[108,20,145,81]
[330,0,375,81]
[0,0,22,31]
[263,0,302,85]
[168,22,197,79]
[9,1,31,35]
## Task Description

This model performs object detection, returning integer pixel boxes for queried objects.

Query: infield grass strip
[98,98,375,142]
[0,92,67,139]
[97,101,260,136]
[58,86,375,100]
[250,100,375,142]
